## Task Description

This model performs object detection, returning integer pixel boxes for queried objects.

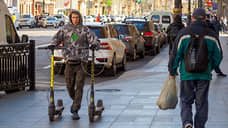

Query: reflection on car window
[152,15,159,23]
[89,27,106,38]
[114,25,129,35]
[5,15,20,43]
[89,28,100,38]
[162,16,171,23]
[132,22,145,32]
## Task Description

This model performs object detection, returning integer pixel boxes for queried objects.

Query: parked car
[86,23,126,76]
[112,23,145,60]
[53,23,127,76]
[148,11,173,31]
[125,18,160,55]
[19,14,35,28]
[41,17,58,28]
[53,14,68,26]
[154,23,167,48]
[84,15,95,22]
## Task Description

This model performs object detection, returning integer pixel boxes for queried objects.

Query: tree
[105,0,112,7]
[137,0,142,4]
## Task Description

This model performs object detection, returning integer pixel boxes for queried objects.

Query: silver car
[19,14,35,28]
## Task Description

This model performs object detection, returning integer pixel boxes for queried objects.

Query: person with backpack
[206,15,227,77]
[166,14,185,55]
[168,8,222,128]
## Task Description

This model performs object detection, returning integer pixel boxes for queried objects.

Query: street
[0,29,228,128]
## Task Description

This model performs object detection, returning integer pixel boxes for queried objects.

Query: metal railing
[0,40,35,91]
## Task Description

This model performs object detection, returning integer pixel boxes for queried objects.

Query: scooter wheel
[88,108,94,122]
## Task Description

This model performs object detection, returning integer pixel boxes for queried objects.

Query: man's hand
[90,44,98,50]
[169,74,176,79]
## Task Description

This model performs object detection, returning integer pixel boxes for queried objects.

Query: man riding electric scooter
[48,10,100,120]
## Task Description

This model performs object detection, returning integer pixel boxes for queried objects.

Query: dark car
[125,18,160,55]
[112,23,145,60]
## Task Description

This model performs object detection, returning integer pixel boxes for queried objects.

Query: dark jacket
[166,19,185,42]
[50,10,100,62]
[168,21,222,80]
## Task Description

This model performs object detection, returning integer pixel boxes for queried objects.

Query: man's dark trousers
[180,80,210,128]
[65,63,86,113]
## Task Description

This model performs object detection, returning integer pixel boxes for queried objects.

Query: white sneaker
[185,123,192,128]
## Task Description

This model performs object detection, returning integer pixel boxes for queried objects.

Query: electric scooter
[38,46,64,121]
[88,48,104,122]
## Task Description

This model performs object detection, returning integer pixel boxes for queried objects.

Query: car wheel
[157,46,160,54]
[121,53,127,71]
[139,48,145,58]
[132,47,137,61]
[110,54,117,76]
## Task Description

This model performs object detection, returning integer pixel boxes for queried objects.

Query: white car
[86,23,126,76]
[19,14,35,28]
[53,23,127,76]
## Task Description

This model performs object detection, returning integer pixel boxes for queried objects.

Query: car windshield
[54,15,62,19]
[130,22,146,32]
[114,25,129,35]
[47,17,56,20]
[151,15,159,23]
[162,16,171,23]
[22,15,31,18]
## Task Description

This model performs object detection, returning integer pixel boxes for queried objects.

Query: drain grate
[95,89,121,92]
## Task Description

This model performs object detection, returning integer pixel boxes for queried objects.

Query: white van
[148,11,173,31]
[0,1,28,44]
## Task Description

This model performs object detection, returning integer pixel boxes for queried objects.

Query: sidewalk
[0,37,228,128]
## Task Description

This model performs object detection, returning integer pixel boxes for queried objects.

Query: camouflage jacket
[50,10,99,63]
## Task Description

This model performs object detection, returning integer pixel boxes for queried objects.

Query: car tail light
[96,58,108,62]
[144,32,153,37]
[145,43,152,46]
[100,42,112,50]
[58,42,63,47]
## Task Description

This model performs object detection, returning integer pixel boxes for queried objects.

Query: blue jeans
[180,80,210,128]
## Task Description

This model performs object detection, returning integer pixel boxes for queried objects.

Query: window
[151,15,160,23]
[5,15,20,43]
[162,16,171,24]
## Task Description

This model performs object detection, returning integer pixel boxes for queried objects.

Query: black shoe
[72,112,80,120]
[184,123,192,128]
[217,73,227,77]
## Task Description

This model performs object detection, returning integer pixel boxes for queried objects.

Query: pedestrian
[206,15,227,77]
[223,16,227,32]
[11,13,16,23]
[166,14,185,55]
[168,8,222,128]
[48,10,100,120]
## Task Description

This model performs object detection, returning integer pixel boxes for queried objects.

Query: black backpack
[184,27,209,73]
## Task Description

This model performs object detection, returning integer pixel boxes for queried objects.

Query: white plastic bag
[157,78,178,110]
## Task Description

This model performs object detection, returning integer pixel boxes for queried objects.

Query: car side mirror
[22,34,29,43]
